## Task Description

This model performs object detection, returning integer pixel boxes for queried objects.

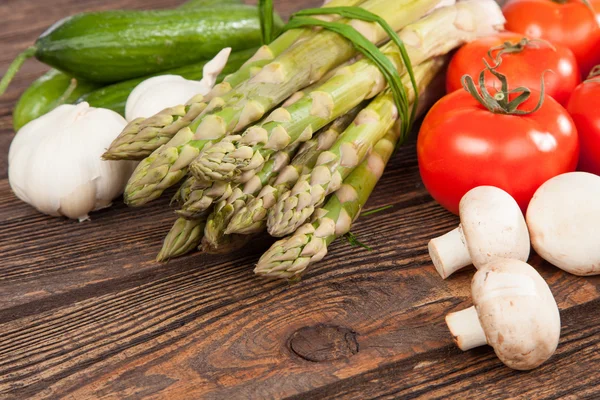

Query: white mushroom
[526,172,600,276]
[428,186,530,279]
[446,258,561,370]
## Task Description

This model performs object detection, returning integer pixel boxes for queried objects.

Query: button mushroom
[445,258,561,370]
[526,172,600,276]
[428,186,530,279]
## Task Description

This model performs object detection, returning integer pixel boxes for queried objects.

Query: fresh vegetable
[567,67,600,176]
[502,0,600,78]
[9,0,251,129]
[125,48,232,121]
[446,258,561,370]
[156,217,205,262]
[0,4,274,90]
[446,34,580,106]
[255,125,402,280]
[526,172,600,276]
[121,0,504,208]
[428,186,530,279]
[12,69,100,131]
[8,103,137,221]
[417,66,579,214]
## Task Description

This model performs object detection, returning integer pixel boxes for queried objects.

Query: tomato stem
[460,57,548,115]
[587,65,600,82]
[486,38,556,68]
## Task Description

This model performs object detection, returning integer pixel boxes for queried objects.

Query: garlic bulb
[8,102,137,221]
[125,47,232,121]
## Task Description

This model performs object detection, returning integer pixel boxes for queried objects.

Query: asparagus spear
[102,0,367,161]
[121,0,446,207]
[156,217,205,261]
[201,144,299,249]
[175,177,237,220]
[225,106,363,235]
[255,125,400,280]
[267,57,443,237]
[189,0,505,183]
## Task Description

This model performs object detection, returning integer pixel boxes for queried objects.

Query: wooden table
[1,0,600,398]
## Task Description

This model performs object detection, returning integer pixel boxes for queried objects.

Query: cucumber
[78,47,257,116]
[1,5,280,92]
[12,70,100,131]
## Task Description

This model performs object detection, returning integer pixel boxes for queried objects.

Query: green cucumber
[78,47,257,116]
[12,70,100,131]
[10,0,249,130]
[1,5,280,91]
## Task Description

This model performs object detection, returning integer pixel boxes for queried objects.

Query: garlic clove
[125,47,232,121]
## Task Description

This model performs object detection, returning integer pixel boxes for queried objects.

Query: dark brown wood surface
[1,1,599,399]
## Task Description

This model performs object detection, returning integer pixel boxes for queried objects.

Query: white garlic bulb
[125,47,232,121]
[8,102,137,221]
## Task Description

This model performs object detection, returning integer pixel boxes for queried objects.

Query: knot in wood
[289,324,359,362]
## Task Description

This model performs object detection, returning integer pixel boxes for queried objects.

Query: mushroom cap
[472,258,561,370]
[459,186,530,268]
[526,172,600,276]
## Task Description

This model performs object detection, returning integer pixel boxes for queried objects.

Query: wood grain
[1,0,599,399]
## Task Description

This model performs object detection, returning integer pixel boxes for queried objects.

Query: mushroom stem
[428,226,472,279]
[445,306,487,351]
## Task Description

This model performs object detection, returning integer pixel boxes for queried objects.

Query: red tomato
[567,71,600,175]
[446,33,580,106]
[417,88,579,214]
[502,0,600,78]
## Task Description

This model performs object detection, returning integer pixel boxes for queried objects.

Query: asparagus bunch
[256,124,402,280]
[128,0,506,271]
[226,106,363,235]
[120,0,447,207]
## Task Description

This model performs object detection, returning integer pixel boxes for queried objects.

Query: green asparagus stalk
[267,57,443,237]
[225,106,363,235]
[189,0,505,183]
[255,125,400,280]
[102,0,366,161]
[201,143,299,249]
[156,217,205,261]
[121,0,446,207]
